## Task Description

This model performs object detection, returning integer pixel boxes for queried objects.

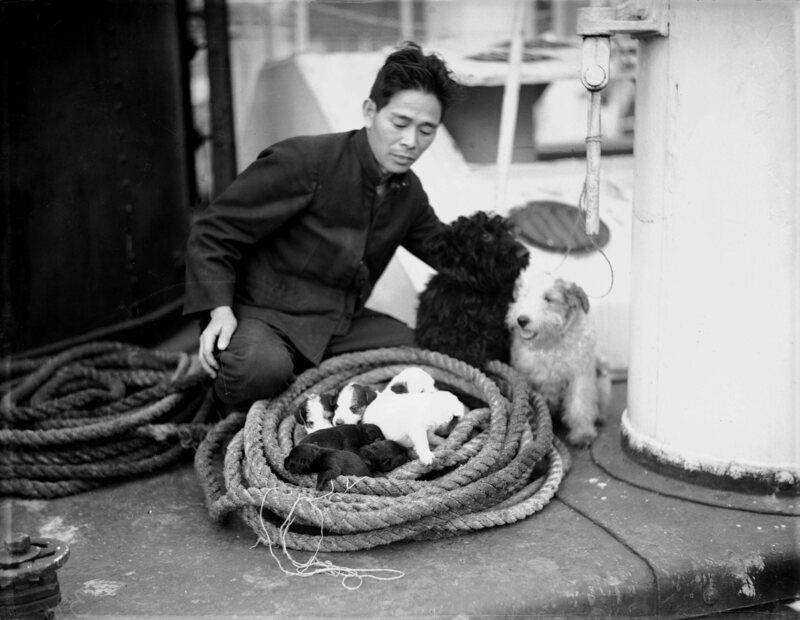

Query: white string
[254,481,405,590]
[576,179,616,299]
[543,180,616,299]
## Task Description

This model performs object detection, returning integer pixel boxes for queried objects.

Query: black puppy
[359,440,410,473]
[415,211,530,368]
[284,443,370,491]
[298,422,384,454]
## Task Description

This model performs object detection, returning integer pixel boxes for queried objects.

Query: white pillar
[624,0,800,490]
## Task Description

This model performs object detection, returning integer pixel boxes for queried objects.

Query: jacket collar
[354,127,409,191]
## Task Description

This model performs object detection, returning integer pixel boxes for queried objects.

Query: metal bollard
[0,534,70,620]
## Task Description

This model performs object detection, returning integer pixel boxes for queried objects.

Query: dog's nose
[517,315,530,328]
[335,419,344,426]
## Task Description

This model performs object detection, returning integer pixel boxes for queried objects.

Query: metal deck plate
[509,200,611,254]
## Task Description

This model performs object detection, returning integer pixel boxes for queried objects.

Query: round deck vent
[509,200,610,254]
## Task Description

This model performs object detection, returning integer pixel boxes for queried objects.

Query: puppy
[294,392,336,434]
[284,444,369,491]
[385,367,437,395]
[415,211,530,369]
[332,382,379,426]
[359,440,410,473]
[298,422,384,454]
[362,391,465,466]
[506,273,611,446]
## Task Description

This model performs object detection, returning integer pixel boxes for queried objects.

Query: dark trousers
[212,309,414,412]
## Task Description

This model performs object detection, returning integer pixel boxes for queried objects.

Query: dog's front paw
[566,426,598,447]
[416,449,434,466]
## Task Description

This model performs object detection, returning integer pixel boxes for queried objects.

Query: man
[184,42,463,413]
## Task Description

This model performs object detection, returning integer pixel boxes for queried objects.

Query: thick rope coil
[194,347,571,552]
[1,341,213,498]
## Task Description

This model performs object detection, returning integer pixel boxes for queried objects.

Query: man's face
[363,89,442,176]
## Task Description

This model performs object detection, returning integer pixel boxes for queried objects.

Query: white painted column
[624,0,800,489]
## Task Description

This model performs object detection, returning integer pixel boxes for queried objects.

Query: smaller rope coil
[1,341,213,498]
[195,346,571,552]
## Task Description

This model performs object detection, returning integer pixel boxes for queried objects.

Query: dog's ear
[423,227,453,262]
[564,282,590,314]
[390,382,408,394]
[424,218,458,252]
[362,385,379,405]
[362,424,385,443]
[358,445,375,468]
[320,390,337,415]
[294,400,308,424]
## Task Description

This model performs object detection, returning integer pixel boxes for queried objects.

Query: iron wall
[1,0,196,353]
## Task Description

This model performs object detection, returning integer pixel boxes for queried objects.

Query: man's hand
[198,306,238,378]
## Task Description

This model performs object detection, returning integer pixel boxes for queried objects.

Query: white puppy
[506,273,611,446]
[332,368,437,426]
[384,367,437,395]
[362,391,465,465]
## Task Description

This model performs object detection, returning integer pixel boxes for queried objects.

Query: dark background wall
[0,0,197,354]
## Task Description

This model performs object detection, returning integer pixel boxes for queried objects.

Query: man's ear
[363,98,376,127]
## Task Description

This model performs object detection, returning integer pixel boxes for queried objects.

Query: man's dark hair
[369,41,464,121]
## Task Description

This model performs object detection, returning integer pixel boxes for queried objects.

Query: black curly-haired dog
[415,211,530,368]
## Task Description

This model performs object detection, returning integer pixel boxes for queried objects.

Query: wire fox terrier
[506,273,611,446]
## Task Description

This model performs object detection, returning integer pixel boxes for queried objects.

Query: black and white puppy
[284,444,370,491]
[298,422,384,454]
[332,382,379,426]
[293,392,336,434]
[359,440,410,473]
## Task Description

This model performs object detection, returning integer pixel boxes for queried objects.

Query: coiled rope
[195,346,571,552]
[1,341,213,498]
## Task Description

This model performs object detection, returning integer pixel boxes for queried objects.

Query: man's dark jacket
[184,128,445,364]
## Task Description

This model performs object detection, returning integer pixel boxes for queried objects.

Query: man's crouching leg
[213,317,298,415]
